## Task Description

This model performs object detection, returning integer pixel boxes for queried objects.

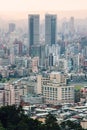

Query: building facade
[28,14,40,50]
[37,72,74,104]
[45,14,57,46]
[9,23,16,33]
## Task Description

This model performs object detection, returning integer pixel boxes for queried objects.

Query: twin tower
[28,14,57,47]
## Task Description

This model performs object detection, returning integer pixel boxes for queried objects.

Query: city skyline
[0,10,87,21]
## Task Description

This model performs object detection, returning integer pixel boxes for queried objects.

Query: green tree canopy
[0,122,5,130]
[45,113,60,130]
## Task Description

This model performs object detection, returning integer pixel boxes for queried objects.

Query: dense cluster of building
[0,72,74,107]
[0,13,87,128]
[0,14,87,75]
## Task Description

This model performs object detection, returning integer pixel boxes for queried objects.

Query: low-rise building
[81,119,87,129]
[21,94,44,105]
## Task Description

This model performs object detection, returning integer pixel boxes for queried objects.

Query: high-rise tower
[9,23,16,33]
[45,14,57,46]
[69,17,75,35]
[28,14,40,47]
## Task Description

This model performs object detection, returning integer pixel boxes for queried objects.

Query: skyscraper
[69,17,75,35]
[9,23,16,33]
[45,14,57,46]
[28,14,40,47]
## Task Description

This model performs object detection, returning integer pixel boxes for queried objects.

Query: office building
[45,14,57,45]
[28,14,40,47]
[69,17,75,35]
[9,23,16,33]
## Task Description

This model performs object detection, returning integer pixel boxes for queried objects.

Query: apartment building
[37,72,74,104]
[42,83,74,104]
[0,82,28,107]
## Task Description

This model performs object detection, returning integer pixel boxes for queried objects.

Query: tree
[0,105,23,129]
[45,113,60,130]
[2,78,6,83]
[0,106,64,130]
[16,121,28,130]
[60,120,83,130]
[0,105,43,130]
[0,74,2,81]
[0,122,5,130]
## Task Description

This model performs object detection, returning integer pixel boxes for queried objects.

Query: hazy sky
[0,0,87,19]
[0,0,87,11]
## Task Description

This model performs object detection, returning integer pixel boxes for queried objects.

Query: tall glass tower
[45,14,57,46]
[28,14,40,47]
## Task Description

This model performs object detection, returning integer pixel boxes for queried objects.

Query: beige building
[49,72,67,84]
[4,84,20,106]
[37,75,43,94]
[32,57,39,73]
[42,82,74,104]
[0,82,28,107]
[37,72,74,104]
[81,119,87,129]
[0,89,4,107]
